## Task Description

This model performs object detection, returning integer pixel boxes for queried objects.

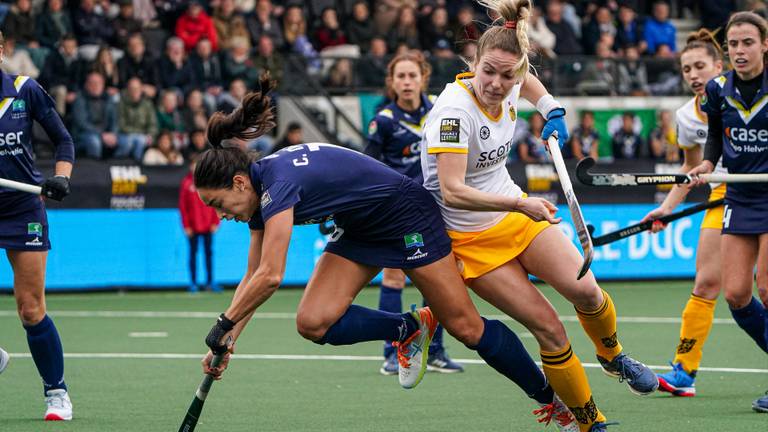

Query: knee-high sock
[422,298,445,352]
[730,297,768,353]
[576,289,623,361]
[674,294,717,373]
[379,285,403,357]
[315,305,417,346]
[467,318,554,405]
[25,315,66,394]
[541,344,606,432]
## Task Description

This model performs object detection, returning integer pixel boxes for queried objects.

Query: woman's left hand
[541,108,569,148]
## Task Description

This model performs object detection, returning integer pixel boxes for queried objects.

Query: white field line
[7,352,767,374]
[128,332,168,338]
[0,310,738,325]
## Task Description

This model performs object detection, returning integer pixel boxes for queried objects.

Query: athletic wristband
[535,94,563,118]
[218,313,235,331]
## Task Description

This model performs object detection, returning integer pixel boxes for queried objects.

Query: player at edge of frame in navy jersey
[196,76,579,431]
[0,31,75,421]
[364,50,462,376]
[689,11,768,413]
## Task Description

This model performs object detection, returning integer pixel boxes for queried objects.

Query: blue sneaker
[588,421,619,431]
[207,283,223,293]
[427,349,464,373]
[379,352,398,376]
[597,353,658,395]
[753,392,768,413]
[657,362,696,397]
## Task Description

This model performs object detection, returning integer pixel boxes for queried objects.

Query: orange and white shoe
[44,389,72,421]
[533,395,580,432]
[393,305,437,389]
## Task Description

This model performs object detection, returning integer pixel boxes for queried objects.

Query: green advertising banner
[589,109,657,157]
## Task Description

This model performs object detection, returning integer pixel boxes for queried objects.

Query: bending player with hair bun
[422,1,658,430]
[689,11,768,413]
[195,74,579,431]
[365,50,462,376]
[641,29,726,398]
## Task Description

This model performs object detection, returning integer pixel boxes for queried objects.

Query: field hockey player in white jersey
[421,1,657,431]
[640,29,727,398]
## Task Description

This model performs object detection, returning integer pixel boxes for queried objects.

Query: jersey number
[289,143,321,167]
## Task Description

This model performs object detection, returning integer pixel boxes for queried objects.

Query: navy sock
[24,315,66,394]
[379,285,403,357]
[315,305,417,346]
[731,297,768,353]
[468,318,554,405]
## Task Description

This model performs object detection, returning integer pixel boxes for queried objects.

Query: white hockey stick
[0,178,42,195]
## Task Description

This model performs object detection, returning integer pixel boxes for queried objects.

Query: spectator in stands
[614,4,644,53]
[324,58,354,90]
[35,0,73,50]
[187,38,223,111]
[71,0,113,60]
[374,0,418,35]
[568,110,600,160]
[217,78,247,113]
[246,0,284,51]
[253,34,284,85]
[346,1,375,53]
[157,37,192,93]
[611,111,643,159]
[222,36,259,88]
[516,113,551,163]
[91,45,120,97]
[643,0,676,54]
[71,71,118,159]
[577,40,615,95]
[179,156,221,293]
[175,0,218,53]
[0,36,39,78]
[117,77,157,161]
[143,130,184,165]
[617,45,649,96]
[454,4,480,47]
[528,5,556,59]
[3,0,37,49]
[156,90,186,149]
[282,5,307,49]
[545,0,583,55]
[218,12,251,53]
[270,121,302,154]
[111,0,142,50]
[184,128,208,160]
[314,8,347,51]
[647,43,681,95]
[118,33,159,98]
[39,34,85,115]
[213,0,241,49]
[356,36,388,88]
[700,0,737,39]
[182,89,209,133]
[460,40,478,63]
[387,5,420,50]
[419,6,453,53]
[154,0,188,30]
[648,110,678,162]
[582,6,616,55]
[429,38,463,87]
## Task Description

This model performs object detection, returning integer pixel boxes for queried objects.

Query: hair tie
[504,20,517,29]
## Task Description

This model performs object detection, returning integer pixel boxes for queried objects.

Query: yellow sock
[576,290,623,361]
[673,294,717,373]
[541,344,606,431]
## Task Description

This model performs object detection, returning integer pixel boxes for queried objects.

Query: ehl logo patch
[404,232,424,249]
[439,118,460,143]
[260,190,272,208]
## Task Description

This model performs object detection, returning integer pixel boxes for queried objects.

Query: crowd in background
[0,0,753,163]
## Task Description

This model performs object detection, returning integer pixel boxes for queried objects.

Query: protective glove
[205,313,235,354]
[41,175,71,201]
[541,108,569,149]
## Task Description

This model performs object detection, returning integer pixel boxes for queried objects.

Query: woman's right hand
[201,350,232,380]
[641,206,671,233]
[687,161,715,189]
[514,197,562,224]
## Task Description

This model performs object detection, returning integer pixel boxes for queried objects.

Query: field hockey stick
[0,177,42,195]
[547,136,593,280]
[178,343,231,432]
[586,198,724,246]
[575,157,768,186]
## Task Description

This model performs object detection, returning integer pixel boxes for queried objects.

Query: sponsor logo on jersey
[11,99,27,119]
[476,140,513,168]
[0,131,24,146]
[439,118,460,143]
[480,126,490,140]
[406,248,429,261]
[404,232,424,249]
[368,120,377,136]
[260,190,272,208]
[725,127,768,153]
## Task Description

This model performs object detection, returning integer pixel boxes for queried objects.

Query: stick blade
[575,157,597,186]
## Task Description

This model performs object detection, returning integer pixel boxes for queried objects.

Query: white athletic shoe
[533,395,580,432]
[44,389,73,421]
[393,306,437,389]
[0,347,9,374]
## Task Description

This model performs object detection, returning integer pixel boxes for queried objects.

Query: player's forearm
[441,181,518,212]
[225,269,281,323]
[54,161,73,178]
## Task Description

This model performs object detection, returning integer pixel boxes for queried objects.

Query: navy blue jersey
[702,70,768,204]
[247,143,408,230]
[364,94,434,182]
[0,72,74,194]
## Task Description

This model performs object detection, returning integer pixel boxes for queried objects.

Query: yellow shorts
[447,211,549,282]
[701,184,726,230]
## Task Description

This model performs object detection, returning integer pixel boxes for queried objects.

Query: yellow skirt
[447,210,549,282]
[701,184,726,230]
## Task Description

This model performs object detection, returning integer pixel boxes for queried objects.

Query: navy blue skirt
[722,197,768,235]
[324,178,452,269]
[0,192,51,251]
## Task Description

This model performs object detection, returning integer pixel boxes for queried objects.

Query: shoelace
[532,403,556,425]
[46,395,67,409]
[392,329,422,369]
[615,355,644,383]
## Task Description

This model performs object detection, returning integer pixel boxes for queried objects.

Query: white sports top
[421,73,524,232]
[676,95,727,187]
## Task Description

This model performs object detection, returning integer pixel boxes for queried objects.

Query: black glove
[205,313,235,354]
[41,175,71,201]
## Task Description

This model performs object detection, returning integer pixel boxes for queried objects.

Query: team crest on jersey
[260,190,272,208]
[11,99,27,119]
[368,120,377,136]
[508,106,517,121]
[480,126,490,140]
[439,118,460,143]
[696,129,706,138]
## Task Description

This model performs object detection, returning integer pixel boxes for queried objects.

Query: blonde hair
[474,0,532,81]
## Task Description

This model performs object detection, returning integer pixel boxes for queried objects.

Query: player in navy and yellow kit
[364,51,462,376]
[196,77,578,430]
[0,31,75,420]
[690,11,768,413]
[641,29,726,397]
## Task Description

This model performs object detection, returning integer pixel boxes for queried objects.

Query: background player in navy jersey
[689,11,768,413]
[0,31,75,420]
[195,77,578,430]
[364,51,462,376]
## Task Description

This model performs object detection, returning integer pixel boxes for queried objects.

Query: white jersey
[421,73,524,232]
[675,96,727,187]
